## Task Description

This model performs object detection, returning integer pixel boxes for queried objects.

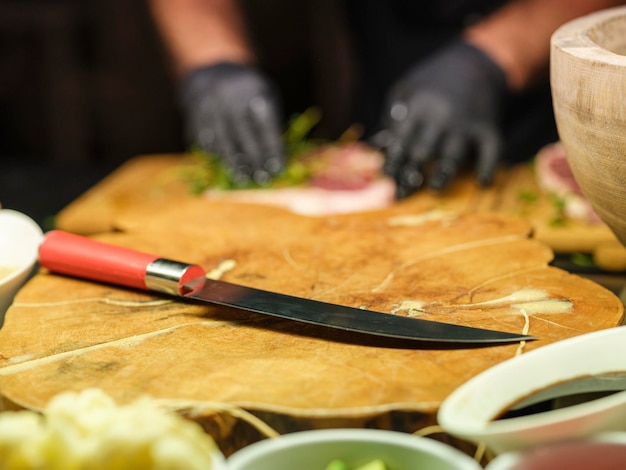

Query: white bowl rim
[438,327,626,439]
[226,428,481,469]
[0,209,43,285]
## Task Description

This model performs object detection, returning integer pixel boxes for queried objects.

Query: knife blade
[38,230,535,344]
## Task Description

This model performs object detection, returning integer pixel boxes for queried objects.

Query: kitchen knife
[38,230,535,344]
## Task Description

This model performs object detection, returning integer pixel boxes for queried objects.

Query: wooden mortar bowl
[551,6,626,246]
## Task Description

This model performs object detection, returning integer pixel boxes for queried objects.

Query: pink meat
[535,142,602,223]
[204,178,396,216]
[203,143,397,216]
[303,142,386,190]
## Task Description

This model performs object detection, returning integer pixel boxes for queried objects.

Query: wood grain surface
[54,154,623,257]
[1,191,623,453]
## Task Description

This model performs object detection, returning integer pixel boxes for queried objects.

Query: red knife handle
[38,230,206,296]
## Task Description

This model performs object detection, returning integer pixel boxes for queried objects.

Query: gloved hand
[375,39,509,198]
[180,62,285,185]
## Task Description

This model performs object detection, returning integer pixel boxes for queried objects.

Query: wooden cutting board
[53,154,626,267]
[1,195,623,454]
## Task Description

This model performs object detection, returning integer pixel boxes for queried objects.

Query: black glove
[181,62,285,185]
[375,39,509,198]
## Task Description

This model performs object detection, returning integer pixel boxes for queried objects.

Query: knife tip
[508,334,537,343]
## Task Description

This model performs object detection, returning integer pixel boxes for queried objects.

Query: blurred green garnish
[517,189,538,204]
[284,107,324,157]
[182,108,325,193]
[548,194,568,227]
[570,252,595,268]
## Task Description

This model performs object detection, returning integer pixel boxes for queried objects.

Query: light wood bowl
[551,6,626,246]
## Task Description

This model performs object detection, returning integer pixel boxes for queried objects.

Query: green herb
[548,194,568,227]
[182,108,325,193]
[177,150,240,193]
[284,107,323,158]
[570,252,595,268]
[517,188,538,204]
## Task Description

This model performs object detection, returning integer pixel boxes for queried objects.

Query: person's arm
[379,0,625,197]
[148,0,285,185]
[464,0,625,91]
[149,0,255,77]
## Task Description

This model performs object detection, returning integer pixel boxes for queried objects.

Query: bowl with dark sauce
[437,327,626,455]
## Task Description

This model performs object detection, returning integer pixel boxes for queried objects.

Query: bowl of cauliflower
[0,388,225,469]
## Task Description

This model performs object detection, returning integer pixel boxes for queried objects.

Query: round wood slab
[1,200,623,454]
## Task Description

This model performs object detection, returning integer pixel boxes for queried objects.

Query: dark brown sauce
[493,371,626,421]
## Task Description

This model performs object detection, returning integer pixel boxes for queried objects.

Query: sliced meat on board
[54,149,621,259]
[204,178,395,216]
[204,143,396,216]
[534,141,602,224]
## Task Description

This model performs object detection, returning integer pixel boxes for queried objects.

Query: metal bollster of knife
[38,230,535,344]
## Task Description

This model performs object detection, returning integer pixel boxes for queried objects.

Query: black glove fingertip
[478,171,494,188]
[252,169,271,185]
[369,129,394,150]
[429,171,451,192]
[395,167,424,199]
[263,156,284,176]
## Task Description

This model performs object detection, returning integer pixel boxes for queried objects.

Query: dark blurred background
[0,0,354,229]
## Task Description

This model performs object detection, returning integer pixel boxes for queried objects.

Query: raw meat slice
[204,178,396,216]
[203,143,397,216]
[301,142,387,190]
[534,142,601,223]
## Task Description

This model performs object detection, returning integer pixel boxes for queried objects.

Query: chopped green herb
[570,252,595,268]
[548,215,567,227]
[548,194,568,227]
[284,107,324,157]
[517,189,538,204]
[181,108,326,193]
[550,194,566,212]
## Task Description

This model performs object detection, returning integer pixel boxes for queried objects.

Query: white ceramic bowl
[211,450,227,470]
[485,432,626,470]
[437,327,626,455]
[226,429,481,470]
[0,209,43,322]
